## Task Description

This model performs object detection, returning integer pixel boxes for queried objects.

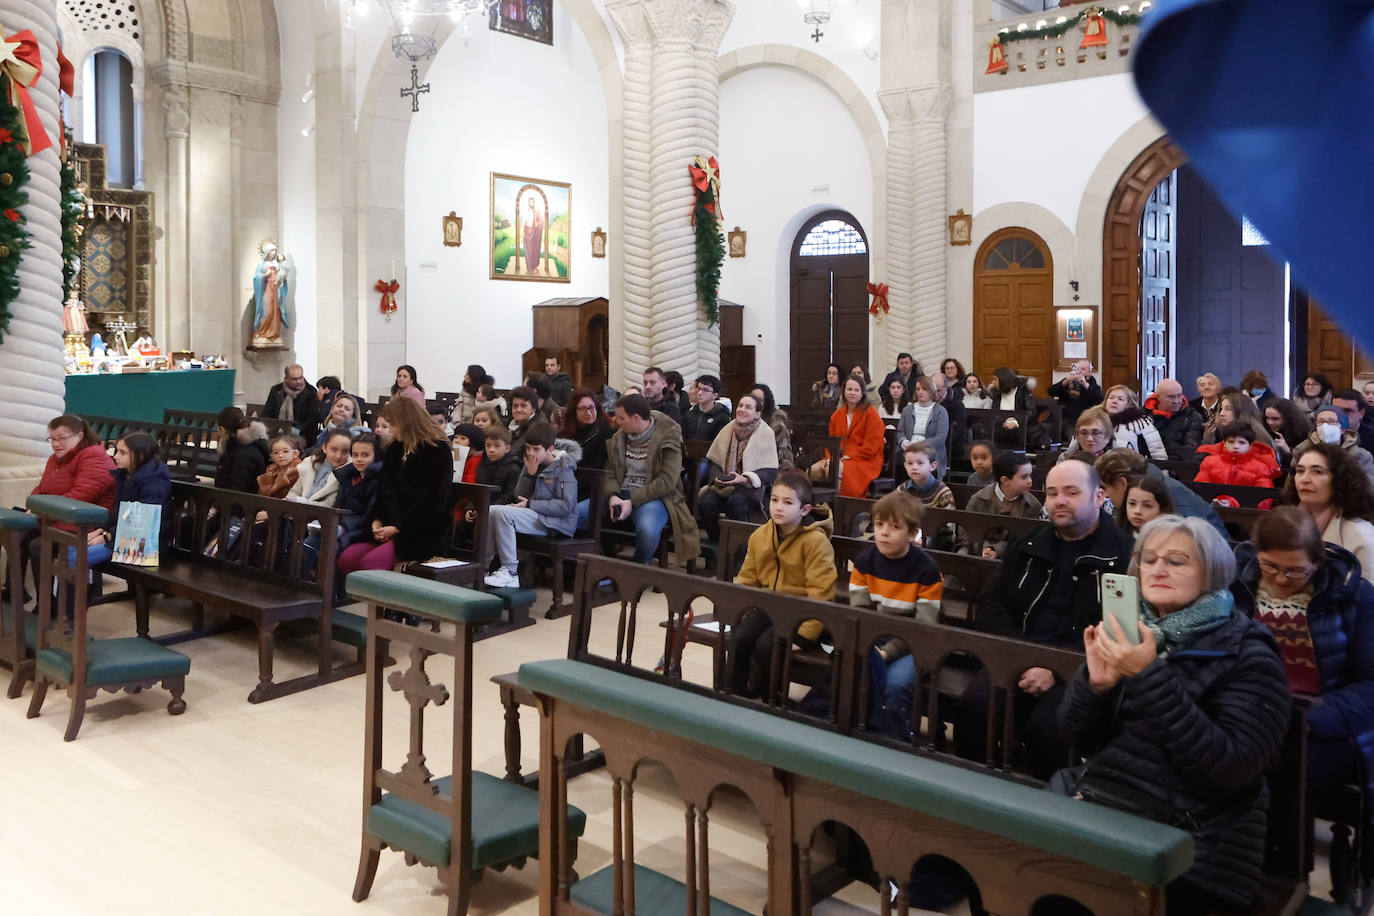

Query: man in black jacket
[543,355,575,407]
[1047,359,1103,439]
[681,374,730,442]
[263,364,320,440]
[955,459,1134,778]
[1145,378,1203,457]
[880,352,922,395]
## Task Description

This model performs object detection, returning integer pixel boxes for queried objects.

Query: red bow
[867,281,890,322]
[0,26,51,156]
[374,278,399,320]
[57,44,72,96]
[689,155,722,219]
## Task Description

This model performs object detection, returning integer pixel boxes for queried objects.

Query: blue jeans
[884,654,916,721]
[68,544,112,567]
[490,504,553,572]
[606,498,668,564]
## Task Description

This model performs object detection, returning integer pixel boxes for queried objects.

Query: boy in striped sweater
[849,490,945,724]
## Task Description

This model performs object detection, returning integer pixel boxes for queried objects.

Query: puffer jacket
[1056,608,1290,909]
[734,505,837,640]
[1109,406,1169,460]
[1193,440,1279,487]
[512,439,582,537]
[215,421,269,494]
[1233,543,1374,830]
[1144,394,1204,456]
[35,442,117,518]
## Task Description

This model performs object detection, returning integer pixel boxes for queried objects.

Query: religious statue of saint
[62,295,88,335]
[522,196,543,273]
[253,242,290,345]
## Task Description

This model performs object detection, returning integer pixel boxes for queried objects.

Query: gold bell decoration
[1080,8,1109,48]
[986,36,1008,75]
[0,172,12,186]
[0,244,10,257]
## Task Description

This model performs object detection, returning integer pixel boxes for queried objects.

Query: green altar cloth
[65,369,236,423]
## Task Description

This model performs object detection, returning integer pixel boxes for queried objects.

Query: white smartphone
[1099,573,1141,645]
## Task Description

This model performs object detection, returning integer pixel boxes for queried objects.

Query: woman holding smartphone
[1053,515,1290,915]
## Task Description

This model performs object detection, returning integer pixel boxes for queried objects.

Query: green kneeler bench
[571,864,753,916]
[25,495,190,741]
[0,506,38,697]
[347,571,585,916]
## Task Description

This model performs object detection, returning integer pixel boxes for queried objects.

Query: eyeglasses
[576,404,598,414]
[1138,551,1195,569]
[47,432,79,443]
[1258,561,1315,581]
[1077,429,1108,440]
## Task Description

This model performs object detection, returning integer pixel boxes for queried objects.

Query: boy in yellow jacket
[729,469,837,696]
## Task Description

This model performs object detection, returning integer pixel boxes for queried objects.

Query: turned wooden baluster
[698,808,710,916]
[612,777,624,916]
[684,803,697,915]
[624,781,636,912]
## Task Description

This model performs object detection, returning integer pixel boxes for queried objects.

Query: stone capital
[638,0,735,54]
[879,83,952,127]
[606,0,653,53]
[162,85,190,137]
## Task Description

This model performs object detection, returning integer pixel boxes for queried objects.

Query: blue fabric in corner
[1133,0,1374,354]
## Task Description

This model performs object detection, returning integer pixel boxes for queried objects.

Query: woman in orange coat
[828,375,887,497]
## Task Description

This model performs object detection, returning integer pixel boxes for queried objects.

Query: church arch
[973,226,1054,391]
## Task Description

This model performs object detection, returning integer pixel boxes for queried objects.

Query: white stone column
[910,83,952,373]
[161,81,191,350]
[641,0,732,383]
[606,1,653,388]
[879,89,917,375]
[0,0,67,506]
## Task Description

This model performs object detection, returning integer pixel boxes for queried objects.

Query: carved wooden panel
[1101,138,1188,393]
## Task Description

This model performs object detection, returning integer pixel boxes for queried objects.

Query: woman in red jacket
[8,415,117,601]
[827,375,887,498]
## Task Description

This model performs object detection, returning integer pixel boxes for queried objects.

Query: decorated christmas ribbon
[374,278,399,321]
[0,22,51,156]
[867,281,890,323]
[689,155,722,220]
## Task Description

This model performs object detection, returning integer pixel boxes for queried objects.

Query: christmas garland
[60,141,82,302]
[689,156,724,328]
[0,100,32,344]
[996,6,1141,44]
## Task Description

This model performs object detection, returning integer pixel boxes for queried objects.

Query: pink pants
[338,540,397,578]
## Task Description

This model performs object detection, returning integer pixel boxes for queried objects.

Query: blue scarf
[1141,588,1234,655]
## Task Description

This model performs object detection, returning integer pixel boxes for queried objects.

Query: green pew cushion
[346,570,504,625]
[518,659,1193,887]
[37,638,191,686]
[571,864,753,916]
[486,586,537,609]
[330,610,368,648]
[366,770,586,870]
[26,495,110,526]
[0,507,38,531]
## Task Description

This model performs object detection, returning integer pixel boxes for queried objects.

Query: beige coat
[286,454,341,506]
[1323,511,1374,583]
[700,420,779,494]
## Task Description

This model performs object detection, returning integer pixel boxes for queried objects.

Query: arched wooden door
[789,211,871,405]
[973,228,1054,391]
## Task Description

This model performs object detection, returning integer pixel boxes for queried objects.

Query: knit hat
[452,422,485,451]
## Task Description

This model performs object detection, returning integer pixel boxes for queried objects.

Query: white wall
[275,0,318,380]
[718,65,875,400]
[403,6,610,393]
[973,73,1149,235]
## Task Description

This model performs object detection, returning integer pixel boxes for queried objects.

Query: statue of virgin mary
[253,243,290,344]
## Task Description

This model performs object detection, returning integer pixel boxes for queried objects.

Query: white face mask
[1319,423,1343,444]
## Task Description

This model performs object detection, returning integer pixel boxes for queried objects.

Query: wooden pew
[347,571,585,914]
[1187,481,1279,508]
[792,432,842,504]
[516,467,607,620]
[965,407,1032,452]
[115,481,364,703]
[24,495,190,740]
[520,655,1195,916]
[0,508,39,696]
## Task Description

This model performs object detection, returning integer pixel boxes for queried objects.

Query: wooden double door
[789,211,871,406]
[973,228,1054,391]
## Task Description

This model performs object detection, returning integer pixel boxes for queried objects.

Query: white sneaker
[485,567,520,588]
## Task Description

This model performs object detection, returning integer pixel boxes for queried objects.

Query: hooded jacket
[512,438,582,537]
[1144,393,1204,455]
[215,421,269,494]
[734,505,837,641]
[1109,405,1169,460]
[1056,608,1290,910]
[333,461,384,548]
[603,409,701,565]
[287,454,342,506]
[1192,439,1279,487]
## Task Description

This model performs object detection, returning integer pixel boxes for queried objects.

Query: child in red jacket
[1194,420,1278,487]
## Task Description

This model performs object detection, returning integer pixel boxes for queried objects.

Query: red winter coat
[33,442,117,526]
[1193,440,1279,487]
[828,403,887,498]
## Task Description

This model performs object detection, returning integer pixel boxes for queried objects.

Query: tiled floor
[0,581,1332,914]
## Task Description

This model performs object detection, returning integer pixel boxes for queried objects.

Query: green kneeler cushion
[486,586,537,609]
[367,771,586,870]
[518,659,1194,887]
[26,495,110,526]
[346,571,504,625]
[571,864,753,916]
[37,638,190,685]
[0,507,39,531]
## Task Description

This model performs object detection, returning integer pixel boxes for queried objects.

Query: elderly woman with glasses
[1053,515,1290,914]
[1232,506,1374,851]
[1057,405,1114,464]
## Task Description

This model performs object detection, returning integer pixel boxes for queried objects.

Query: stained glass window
[799,219,868,256]
[982,237,1046,270]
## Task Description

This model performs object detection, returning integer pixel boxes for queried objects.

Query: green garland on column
[60,141,82,302]
[694,195,724,328]
[0,100,32,344]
